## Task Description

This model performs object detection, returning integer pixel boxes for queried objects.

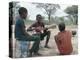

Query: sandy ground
[12,25,78,58]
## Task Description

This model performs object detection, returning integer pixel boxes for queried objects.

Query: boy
[27,14,51,56]
[15,7,40,57]
[54,23,73,55]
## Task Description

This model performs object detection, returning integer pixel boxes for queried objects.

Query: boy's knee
[47,31,51,35]
[34,36,41,41]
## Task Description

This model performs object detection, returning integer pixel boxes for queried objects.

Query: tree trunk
[48,15,51,24]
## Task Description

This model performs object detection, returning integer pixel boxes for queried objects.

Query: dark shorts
[16,34,40,41]
[40,31,51,40]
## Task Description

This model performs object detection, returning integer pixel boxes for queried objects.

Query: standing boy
[15,7,40,57]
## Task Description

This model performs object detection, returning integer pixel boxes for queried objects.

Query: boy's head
[18,7,28,19]
[36,14,43,23]
[58,22,65,32]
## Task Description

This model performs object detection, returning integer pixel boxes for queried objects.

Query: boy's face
[36,16,42,23]
[21,12,27,19]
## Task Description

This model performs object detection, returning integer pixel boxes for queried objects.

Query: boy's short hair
[58,22,65,32]
[36,14,41,17]
[36,14,42,19]
[18,7,27,15]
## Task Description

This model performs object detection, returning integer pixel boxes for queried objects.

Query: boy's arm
[42,23,48,32]
[20,21,31,37]
[27,23,36,31]
[54,35,62,45]
[21,22,40,41]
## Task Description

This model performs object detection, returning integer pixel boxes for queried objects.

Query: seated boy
[54,23,73,55]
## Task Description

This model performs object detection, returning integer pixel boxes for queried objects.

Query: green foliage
[65,5,78,15]
[64,5,78,25]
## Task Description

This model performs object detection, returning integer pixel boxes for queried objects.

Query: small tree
[33,3,60,23]
[59,17,64,22]
[64,5,78,25]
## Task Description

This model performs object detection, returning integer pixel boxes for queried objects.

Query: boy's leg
[19,41,30,58]
[16,34,40,57]
[29,40,40,56]
[40,31,51,48]
[25,34,40,41]
[45,31,51,48]
[28,34,41,57]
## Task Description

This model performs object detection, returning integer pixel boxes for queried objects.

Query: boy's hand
[44,28,48,30]
[54,35,57,40]
[35,26,43,32]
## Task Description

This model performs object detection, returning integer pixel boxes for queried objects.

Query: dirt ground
[12,25,78,58]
